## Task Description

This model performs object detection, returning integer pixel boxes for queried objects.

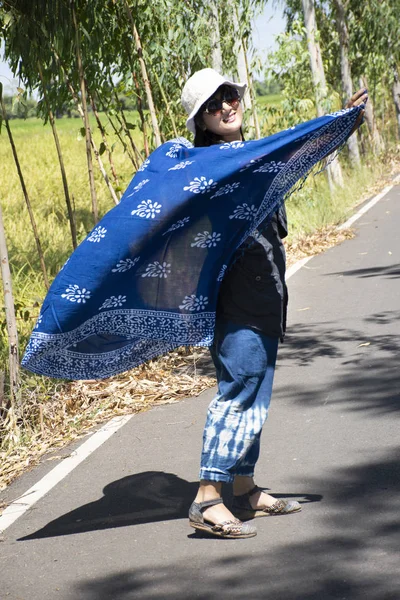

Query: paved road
[1,184,399,600]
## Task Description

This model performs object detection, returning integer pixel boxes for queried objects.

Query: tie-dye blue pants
[199,320,279,483]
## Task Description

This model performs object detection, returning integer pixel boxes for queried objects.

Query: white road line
[0,415,132,533]
[288,172,399,279]
[286,256,314,280]
[337,184,394,230]
[1,173,399,533]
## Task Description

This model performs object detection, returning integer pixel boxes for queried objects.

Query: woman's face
[200,85,243,141]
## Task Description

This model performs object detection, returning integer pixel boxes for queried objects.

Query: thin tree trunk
[132,69,149,157]
[105,111,138,167]
[231,3,259,139]
[0,370,5,413]
[302,0,343,189]
[0,98,49,289]
[333,0,361,166]
[116,10,149,156]
[71,0,99,223]
[391,62,400,139]
[89,92,122,199]
[0,199,20,406]
[124,2,162,147]
[231,4,252,113]
[110,82,142,166]
[152,68,179,139]
[52,47,125,199]
[38,64,78,248]
[210,2,223,73]
[359,76,385,152]
[56,60,120,205]
[301,0,327,116]
[242,36,261,139]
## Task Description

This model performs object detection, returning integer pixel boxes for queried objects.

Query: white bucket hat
[181,67,247,134]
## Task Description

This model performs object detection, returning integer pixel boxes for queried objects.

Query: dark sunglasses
[202,86,241,116]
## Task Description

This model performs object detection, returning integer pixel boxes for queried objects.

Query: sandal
[232,485,302,520]
[189,497,257,538]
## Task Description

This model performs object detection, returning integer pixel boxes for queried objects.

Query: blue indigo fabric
[22,107,362,380]
[200,321,278,483]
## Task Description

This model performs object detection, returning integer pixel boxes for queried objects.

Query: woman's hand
[346,88,368,108]
[345,88,368,136]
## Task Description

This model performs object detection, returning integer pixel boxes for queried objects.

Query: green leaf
[80,127,86,137]
[125,122,136,130]
[99,142,106,155]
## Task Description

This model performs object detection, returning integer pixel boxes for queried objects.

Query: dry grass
[0,347,215,492]
[285,226,356,267]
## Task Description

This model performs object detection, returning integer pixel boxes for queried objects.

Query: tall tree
[71,0,98,223]
[301,0,343,188]
[124,1,162,148]
[332,0,360,165]
[0,197,19,406]
[210,2,223,73]
[1,92,49,289]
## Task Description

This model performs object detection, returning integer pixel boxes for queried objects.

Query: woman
[182,68,367,539]
[22,65,365,539]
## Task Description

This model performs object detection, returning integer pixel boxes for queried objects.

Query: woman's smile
[222,111,237,124]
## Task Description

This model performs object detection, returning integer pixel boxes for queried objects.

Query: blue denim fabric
[199,320,279,483]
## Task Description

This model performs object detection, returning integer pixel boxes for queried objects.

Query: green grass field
[257,93,283,106]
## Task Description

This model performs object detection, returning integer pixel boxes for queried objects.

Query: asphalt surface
[1,184,399,600]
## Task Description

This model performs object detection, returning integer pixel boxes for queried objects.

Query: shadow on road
[277,314,400,415]
[18,471,319,541]
[68,449,400,600]
[326,264,400,279]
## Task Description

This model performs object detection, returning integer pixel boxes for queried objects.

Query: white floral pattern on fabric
[61,285,91,304]
[168,160,194,171]
[112,257,140,273]
[87,226,107,243]
[141,261,171,278]
[138,158,150,172]
[253,160,286,174]
[168,137,194,149]
[210,182,240,199]
[239,157,262,172]
[219,141,245,149]
[217,264,227,282]
[327,108,350,118]
[126,179,149,197]
[229,203,258,220]
[179,294,209,312]
[191,231,221,248]
[162,216,190,236]
[183,176,217,194]
[131,199,162,218]
[99,295,127,310]
[165,144,182,158]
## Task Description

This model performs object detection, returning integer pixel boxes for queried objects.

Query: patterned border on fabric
[23,309,215,379]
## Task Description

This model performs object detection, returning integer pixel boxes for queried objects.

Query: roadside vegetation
[0,0,399,490]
